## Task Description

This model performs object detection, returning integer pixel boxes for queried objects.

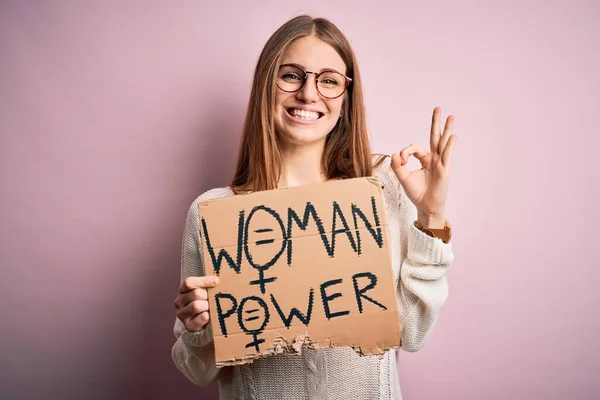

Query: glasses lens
[277,65,305,92]
[317,71,346,98]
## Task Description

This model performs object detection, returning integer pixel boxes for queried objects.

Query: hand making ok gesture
[390,107,457,228]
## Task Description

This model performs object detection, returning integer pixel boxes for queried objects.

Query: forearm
[172,320,222,386]
[172,196,224,386]
[398,222,453,352]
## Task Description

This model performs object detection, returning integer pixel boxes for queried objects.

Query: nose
[295,73,320,103]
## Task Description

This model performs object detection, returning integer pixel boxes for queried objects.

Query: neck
[278,141,326,188]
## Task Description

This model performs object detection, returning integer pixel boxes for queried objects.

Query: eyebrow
[282,62,344,75]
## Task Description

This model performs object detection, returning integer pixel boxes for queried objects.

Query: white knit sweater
[171,156,454,400]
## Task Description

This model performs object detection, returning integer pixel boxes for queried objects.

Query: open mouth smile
[286,108,324,121]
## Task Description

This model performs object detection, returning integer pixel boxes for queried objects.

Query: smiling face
[274,35,347,148]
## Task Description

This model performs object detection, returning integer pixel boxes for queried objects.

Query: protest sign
[198,177,401,366]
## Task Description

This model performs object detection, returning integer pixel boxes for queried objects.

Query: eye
[282,73,302,81]
[318,71,344,88]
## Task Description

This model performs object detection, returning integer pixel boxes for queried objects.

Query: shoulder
[197,186,236,203]
[372,153,391,176]
[370,154,412,212]
[371,154,397,192]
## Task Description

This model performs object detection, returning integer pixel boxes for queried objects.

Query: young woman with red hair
[172,15,457,400]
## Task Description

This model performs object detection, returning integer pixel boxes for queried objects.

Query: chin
[279,126,330,146]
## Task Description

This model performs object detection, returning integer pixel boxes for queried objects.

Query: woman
[172,15,456,400]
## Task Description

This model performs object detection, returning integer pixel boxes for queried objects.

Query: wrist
[417,211,446,229]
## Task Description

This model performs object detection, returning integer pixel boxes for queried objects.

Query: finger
[177,299,209,321]
[430,107,441,154]
[179,276,219,294]
[418,152,433,170]
[391,153,411,184]
[179,288,209,309]
[174,288,209,310]
[192,311,210,324]
[398,143,428,163]
[185,311,210,333]
[438,114,455,154]
[441,134,457,167]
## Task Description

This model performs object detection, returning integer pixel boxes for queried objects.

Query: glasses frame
[276,63,353,99]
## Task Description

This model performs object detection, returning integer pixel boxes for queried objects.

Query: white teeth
[290,109,320,120]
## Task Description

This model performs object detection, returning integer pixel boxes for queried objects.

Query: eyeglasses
[276,64,352,99]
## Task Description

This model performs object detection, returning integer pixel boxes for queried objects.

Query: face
[274,35,348,148]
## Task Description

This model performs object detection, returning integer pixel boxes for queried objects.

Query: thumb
[390,153,409,183]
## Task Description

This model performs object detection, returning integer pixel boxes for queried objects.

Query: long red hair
[231,15,380,192]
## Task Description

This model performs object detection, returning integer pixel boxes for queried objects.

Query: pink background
[1,1,598,399]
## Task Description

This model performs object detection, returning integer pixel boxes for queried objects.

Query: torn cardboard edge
[214,329,402,367]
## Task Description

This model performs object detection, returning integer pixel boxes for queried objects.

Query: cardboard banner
[198,177,401,366]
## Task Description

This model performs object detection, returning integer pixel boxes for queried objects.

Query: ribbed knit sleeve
[171,188,234,387]
[376,156,454,352]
